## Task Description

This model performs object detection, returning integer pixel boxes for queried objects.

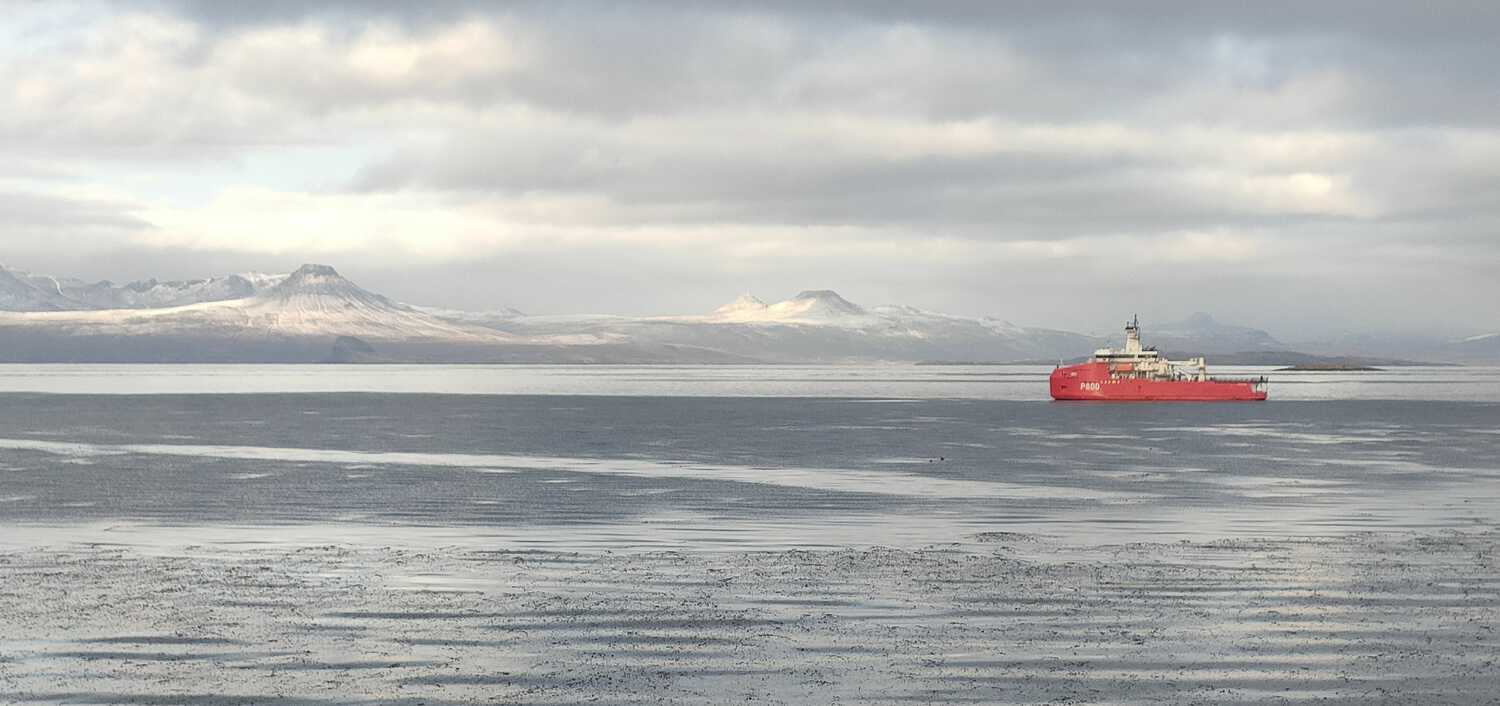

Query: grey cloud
[0,192,154,271]
[356,130,1359,237]
[160,0,485,29]
[0,191,148,233]
[14,247,307,286]
[69,2,1485,128]
[13,2,1496,159]
[165,1,1500,40]
[5,1,1499,335]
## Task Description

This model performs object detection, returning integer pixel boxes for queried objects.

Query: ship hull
[1050,363,1266,401]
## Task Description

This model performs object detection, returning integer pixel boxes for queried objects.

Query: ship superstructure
[1050,316,1267,401]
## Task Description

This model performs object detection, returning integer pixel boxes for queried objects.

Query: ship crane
[1165,357,1209,382]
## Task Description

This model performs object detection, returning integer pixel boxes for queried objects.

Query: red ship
[1050,316,1268,401]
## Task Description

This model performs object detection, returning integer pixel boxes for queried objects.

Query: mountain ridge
[0,262,1484,363]
[0,262,287,311]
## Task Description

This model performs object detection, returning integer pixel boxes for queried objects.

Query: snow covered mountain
[712,290,871,324]
[1139,312,1283,354]
[9,261,1440,364]
[224,264,499,339]
[62,273,284,309]
[0,265,83,311]
[1436,332,1500,363]
[0,264,751,363]
[0,262,285,311]
[415,305,527,324]
[454,290,1101,363]
[0,264,507,343]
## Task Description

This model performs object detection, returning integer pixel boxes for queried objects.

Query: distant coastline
[1,262,1490,365]
[1276,364,1383,372]
[919,351,1453,367]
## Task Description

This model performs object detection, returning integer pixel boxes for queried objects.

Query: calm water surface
[1,363,1498,400]
[1,364,1497,551]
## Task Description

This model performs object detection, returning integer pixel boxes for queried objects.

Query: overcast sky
[3,1,1497,336]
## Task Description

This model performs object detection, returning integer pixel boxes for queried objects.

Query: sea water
[1,364,1497,550]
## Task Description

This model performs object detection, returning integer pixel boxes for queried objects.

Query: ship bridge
[1086,315,1210,382]
[1089,315,1162,363]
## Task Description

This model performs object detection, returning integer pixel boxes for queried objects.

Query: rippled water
[2,364,1498,551]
